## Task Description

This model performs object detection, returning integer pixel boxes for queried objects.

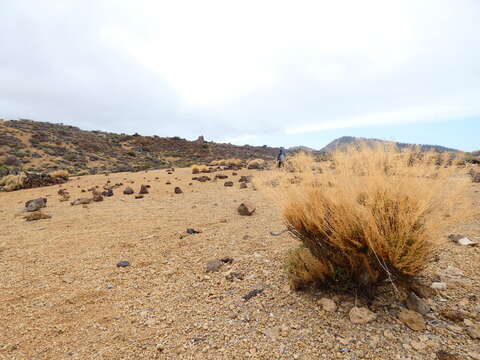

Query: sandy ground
[0,167,479,360]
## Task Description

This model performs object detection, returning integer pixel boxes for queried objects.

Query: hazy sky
[1,1,479,150]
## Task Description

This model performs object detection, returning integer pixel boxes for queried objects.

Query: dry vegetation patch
[258,147,474,293]
[0,173,26,192]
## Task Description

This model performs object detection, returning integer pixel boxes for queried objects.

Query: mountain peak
[320,136,459,153]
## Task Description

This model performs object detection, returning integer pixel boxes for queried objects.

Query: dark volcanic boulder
[123,186,134,195]
[25,197,47,212]
[238,202,255,216]
[239,176,251,183]
[101,189,114,197]
[22,173,67,189]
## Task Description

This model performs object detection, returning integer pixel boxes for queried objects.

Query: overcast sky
[1,1,479,150]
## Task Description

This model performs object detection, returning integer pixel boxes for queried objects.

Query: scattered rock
[224,181,233,187]
[410,340,426,351]
[186,228,201,234]
[216,174,228,179]
[441,310,468,322]
[349,307,376,324]
[406,292,430,315]
[410,282,437,299]
[448,234,477,246]
[24,211,51,221]
[398,309,426,331]
[226,271,244,281]
[239,175,251,183]
[59,194,70,202]
[436,350,461,360]
[174,187,183,194]
[166,181,171,185]
[92,191,103,202]
[206,259,224,273]
[123,187,134,195]
[25,198,47,212]
[468,353,480,360]
[238,202,256,216]
[466,322,480,339]
[71,198,92,206]
[139,185,149,194]
[319,298,337,312]
[436,266,467,288]
[458,238,477,246]
[438,265,464,278]
[220,257,234,264]
[243,289,263,301]
[448,234,463,242]
[101,189,113,197]
[135,194,144,199]
[431,282,447,290]
[240,182,248,189]
[116,261,130,268]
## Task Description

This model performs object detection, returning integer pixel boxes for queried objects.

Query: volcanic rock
[25,198,47,212]
[238,202,256,216]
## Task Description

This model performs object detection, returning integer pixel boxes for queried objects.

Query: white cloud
[285,101,480,134]
[221,134,259,145]
[0,0,479,142]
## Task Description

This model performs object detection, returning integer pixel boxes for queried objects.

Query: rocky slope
[0,119,280,175]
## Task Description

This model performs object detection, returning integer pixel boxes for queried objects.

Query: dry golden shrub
[284,151,317,173]
[211,158,243,167]
[247,158,265,169]
[213,159,226,166]
[0,173,26,192]
[50,170,69,180]
[260,145,473,291]
[192,164,208,174]
[225,158,242,167]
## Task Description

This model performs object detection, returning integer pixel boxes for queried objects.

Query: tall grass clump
[0,173,26,192]
[49,169,69,180]
[225,158,242,167]
[192,164,208,174]
[260,145,473,293]
[247,158,265,169]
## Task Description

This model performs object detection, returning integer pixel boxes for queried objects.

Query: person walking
[277,148,286,168]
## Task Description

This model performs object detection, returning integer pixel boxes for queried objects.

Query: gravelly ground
[1,167,479,360]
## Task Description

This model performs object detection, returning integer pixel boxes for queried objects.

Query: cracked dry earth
[1,168,479,360]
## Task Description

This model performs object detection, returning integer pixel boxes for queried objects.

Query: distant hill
[319,136,459,154]
[0,119,280,175]
[0,120,465,176]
